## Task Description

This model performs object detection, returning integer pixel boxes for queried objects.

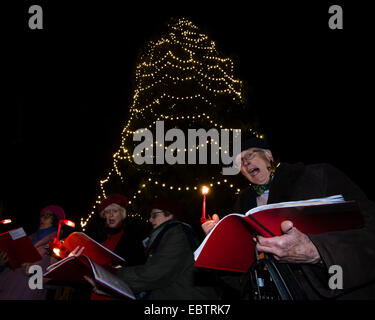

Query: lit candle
[56,219,76,242]
[200,186,210,223]
[50,219,76,257]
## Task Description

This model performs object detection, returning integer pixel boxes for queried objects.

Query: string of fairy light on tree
[80,18,264,231]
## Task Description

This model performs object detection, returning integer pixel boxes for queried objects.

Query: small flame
[0,219,12,224]
[65,220,75,228]
[53,248,61,257]
[60,219,75,228]
[201,186,209,195]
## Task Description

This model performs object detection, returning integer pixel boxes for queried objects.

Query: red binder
[58,232,125,266]
[0,227,42,269]
[194,196,364,273]
[44,255,135,299]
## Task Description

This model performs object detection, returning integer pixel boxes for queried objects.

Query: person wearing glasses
[202,137,375,299]
[109,197,219,300]
[0,205,66,299]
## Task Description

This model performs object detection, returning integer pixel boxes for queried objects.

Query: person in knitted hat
[39,205,66,234]
[98,193,128,229]
[0,204,66,300]
[77,193,145,300]
[85,196,219,300]
[201,136,375,300]
[147,197,182,230]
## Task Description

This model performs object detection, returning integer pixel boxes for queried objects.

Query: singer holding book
[0,205,66,300]
[93,194,145,266]
[59,193,146,300]
[113,197,219,300]
[87,193,145,300]
[201,137,375,299]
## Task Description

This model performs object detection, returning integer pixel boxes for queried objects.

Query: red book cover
[0,227,42,270]
[43,255,91,283]
[58,232,125,266]
[194,195,364,273]
[44,255,135,299]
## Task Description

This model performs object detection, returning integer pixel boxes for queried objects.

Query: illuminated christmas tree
[80,18,263,234]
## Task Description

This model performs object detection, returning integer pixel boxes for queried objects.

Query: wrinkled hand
[68,246,85,258]
[0,251,8,267]
[201,214,220,235]
[255,221,321,264]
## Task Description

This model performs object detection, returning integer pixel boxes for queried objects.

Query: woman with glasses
[112,196,219,300]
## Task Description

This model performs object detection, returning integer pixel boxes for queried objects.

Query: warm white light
[201,186,209,195]
[53,248,61,257]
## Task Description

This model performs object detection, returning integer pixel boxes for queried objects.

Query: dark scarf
[104,221,124,235]
[251,173,274,196]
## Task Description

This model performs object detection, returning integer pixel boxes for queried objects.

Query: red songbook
[58,232,125,266]
[194,195,364,273]
[0,227,42,270]
[44,255,135,300]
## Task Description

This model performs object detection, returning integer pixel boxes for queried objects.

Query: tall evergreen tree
[81,18,263,236]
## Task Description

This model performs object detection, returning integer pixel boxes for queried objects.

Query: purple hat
[98,194,128,218]
[40,205,66,221]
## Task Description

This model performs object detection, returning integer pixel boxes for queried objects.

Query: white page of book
[246,194,345,216]
[88,259,136,300]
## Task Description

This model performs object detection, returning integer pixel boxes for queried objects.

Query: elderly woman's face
[235,148,273,185]
[103,204,124,228]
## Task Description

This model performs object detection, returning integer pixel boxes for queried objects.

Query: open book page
[193,195,362,272]
[195,195,345,260]
[246,195,345,216]
[88,259,136,300]
[43,255,92,283]
[45,255,75,272]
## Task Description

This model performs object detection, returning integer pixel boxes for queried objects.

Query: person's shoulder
[162,220,192,236]
[305,162,341,174]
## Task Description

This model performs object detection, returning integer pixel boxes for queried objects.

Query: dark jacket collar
[268,162,305,204]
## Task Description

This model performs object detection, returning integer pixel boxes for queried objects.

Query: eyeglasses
[234,149,262,168]
[150,211,164,219]
[41,212,55,219]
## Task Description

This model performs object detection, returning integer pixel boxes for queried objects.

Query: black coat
[234,162,375,299]
[117,219,220,300]
[92,219,146,267]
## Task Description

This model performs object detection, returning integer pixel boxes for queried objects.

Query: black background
[1,1,373,233]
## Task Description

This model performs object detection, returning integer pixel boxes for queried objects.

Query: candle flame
[53,248,61,257]
[61,219,75,228]
[201,186,209,195]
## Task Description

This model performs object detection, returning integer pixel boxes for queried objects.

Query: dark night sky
[1,1,373,233]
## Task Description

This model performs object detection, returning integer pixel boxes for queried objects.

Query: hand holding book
[201,214,220,235]
[254,220,321,264]
[194,195,363,273]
